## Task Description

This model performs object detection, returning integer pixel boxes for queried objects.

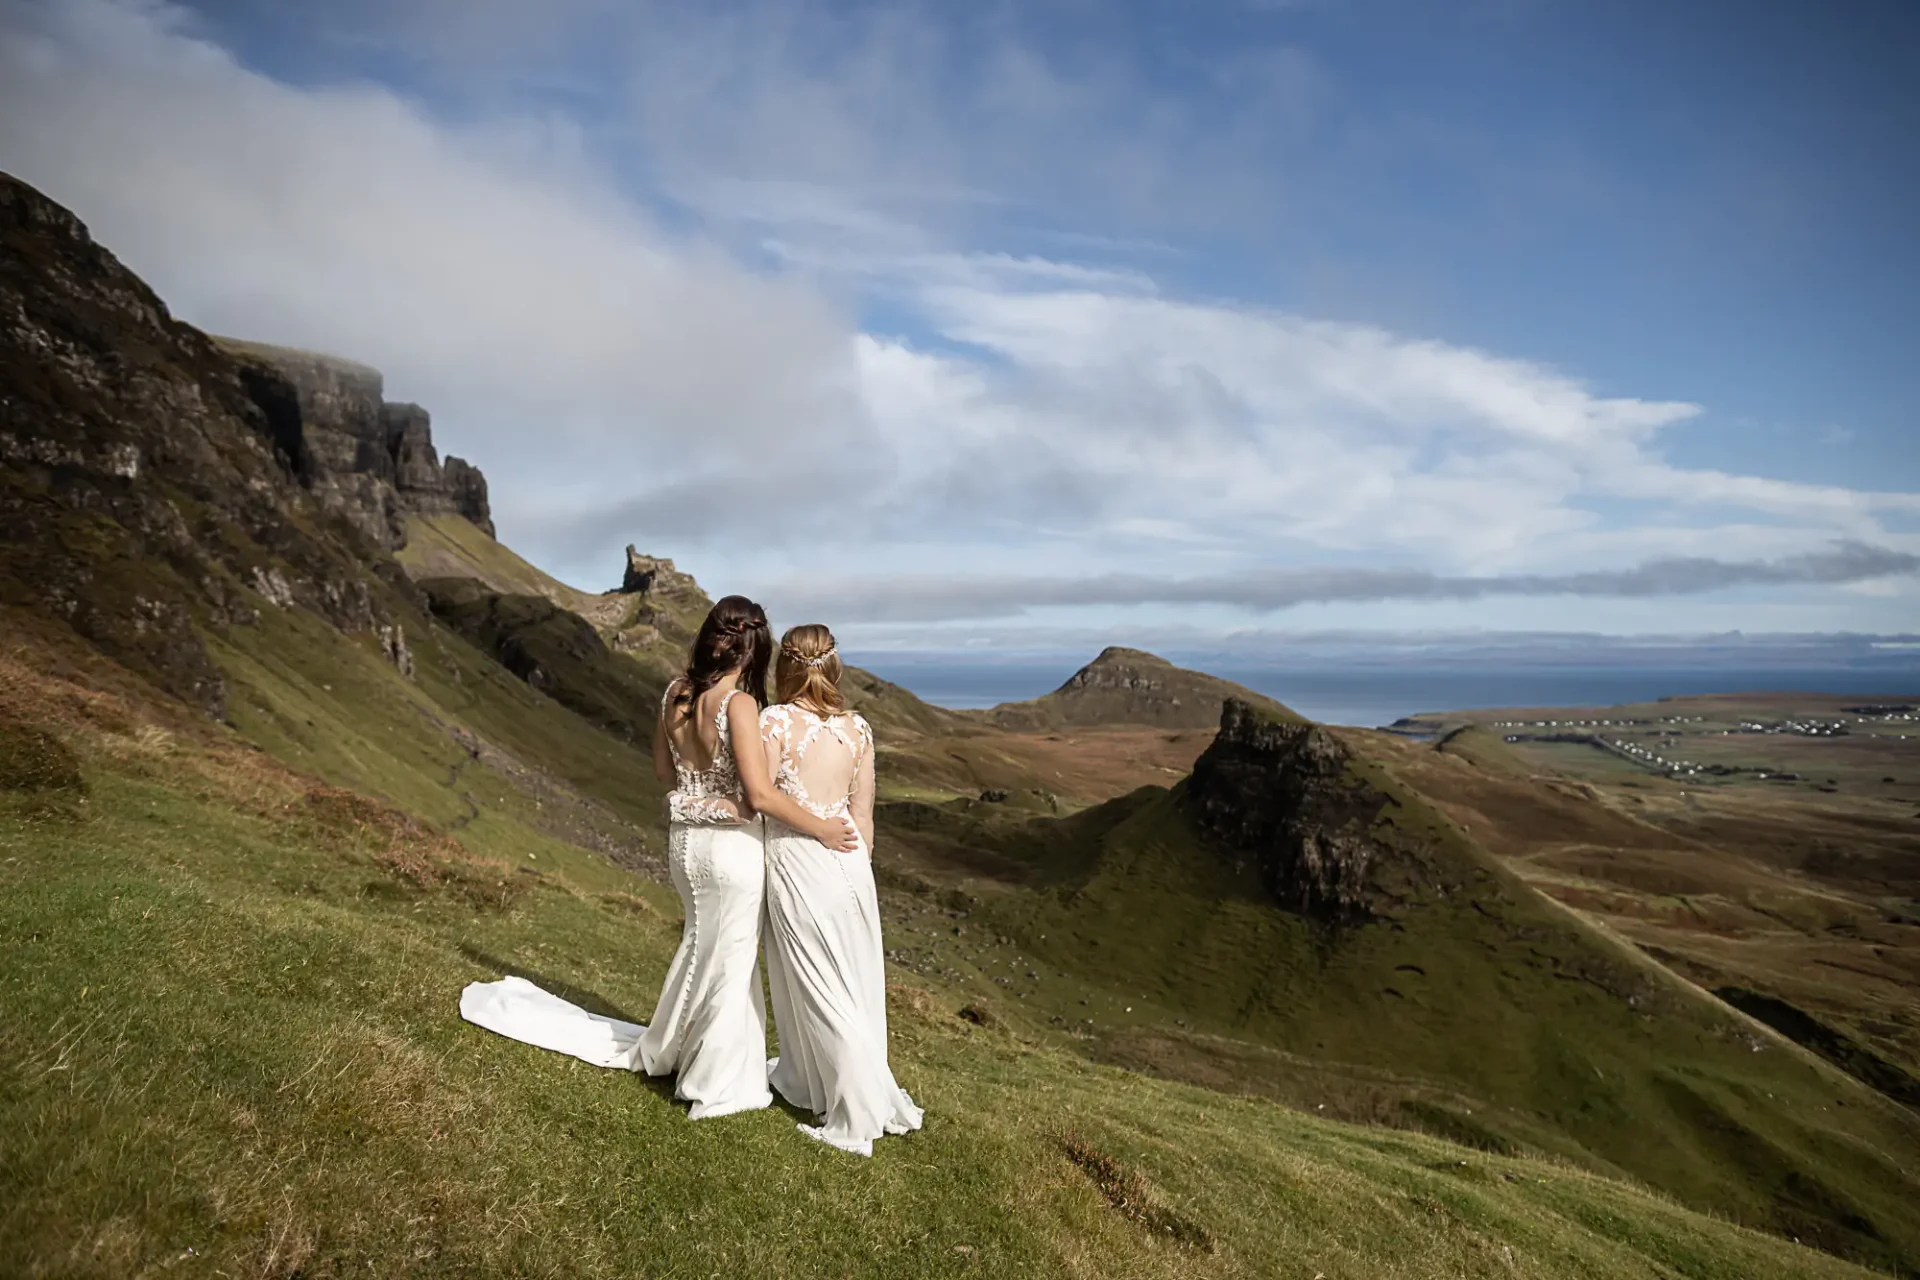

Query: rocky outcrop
[442,455,492,536]
[218,340,494,547]
[1186,698,1397,925]
[0,171,420,716]
[606,545,712,654]
[617,545,698,598]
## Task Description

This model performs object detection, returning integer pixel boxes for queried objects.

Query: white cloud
[1,0,1912,643]
[844,280,1914,577]
[0,0,870,545]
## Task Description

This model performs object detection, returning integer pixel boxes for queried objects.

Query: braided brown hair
[672,595,772,718]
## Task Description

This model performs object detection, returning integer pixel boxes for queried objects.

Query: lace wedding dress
[759,704,923,1155]
[459,687,773,1120]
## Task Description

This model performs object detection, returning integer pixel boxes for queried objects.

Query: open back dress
[759,703,922,1155]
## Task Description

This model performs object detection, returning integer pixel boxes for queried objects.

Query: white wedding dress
[459,687,773,1120]
[760,704,923,1155]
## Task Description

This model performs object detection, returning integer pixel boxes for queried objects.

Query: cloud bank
[1,0,1913,642]
[763,542,1920,623]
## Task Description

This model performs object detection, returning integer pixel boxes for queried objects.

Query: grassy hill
[876,704,1920,1271]
[1382,698,1920,1131]
[5,169,1918,1277]
[0,617,1890,1279]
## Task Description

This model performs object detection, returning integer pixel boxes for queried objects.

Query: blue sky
[2,0,1915,649]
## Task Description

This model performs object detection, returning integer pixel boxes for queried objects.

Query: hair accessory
[783,642,837,669]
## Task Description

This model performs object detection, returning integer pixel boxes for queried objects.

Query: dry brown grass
[0,612,519,911]
[884,726,1217,808]
[1057,1131,1215,1253]
[273,785,522,909]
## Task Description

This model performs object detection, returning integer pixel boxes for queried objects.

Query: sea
[847,654,1920,729]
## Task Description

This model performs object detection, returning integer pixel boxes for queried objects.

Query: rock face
[608,545,713,654]
[0,172,423,716]
[1186,698,1396,925]
[442,455,492,536]
[218,339,493,547]
[1061,646,1172,697]
[618,546,698,599]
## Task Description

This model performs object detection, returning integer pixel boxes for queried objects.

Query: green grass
[0,759,1891,1279]
[878,778,1920,1273]
[209,594,668,860]
[3,594,1914,1276]
[416,576,669,746]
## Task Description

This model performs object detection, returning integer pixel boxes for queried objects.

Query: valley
[4,168,1919,1278]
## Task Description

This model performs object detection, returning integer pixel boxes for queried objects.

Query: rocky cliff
[0,172,425,716]
[217,337,492,549]
[1186,698,1404,924]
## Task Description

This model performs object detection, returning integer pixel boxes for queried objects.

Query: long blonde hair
[775,623,847,713]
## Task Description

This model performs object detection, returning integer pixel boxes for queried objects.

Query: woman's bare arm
[851,736,876,851]
[732,695,859,851]
[652,682,678,787]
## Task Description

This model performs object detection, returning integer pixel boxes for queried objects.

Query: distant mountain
[986,646,1301,731]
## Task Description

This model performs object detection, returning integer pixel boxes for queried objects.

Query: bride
[459,595,857,1120]
[754,624,924,1155]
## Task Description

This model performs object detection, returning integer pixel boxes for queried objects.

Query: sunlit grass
[0,758,1886,1276]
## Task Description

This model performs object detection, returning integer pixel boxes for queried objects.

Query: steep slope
[0,171,424,718]
[989,646,1299,731]
[417,577,668,746]
[0,169,663,860]
[893,700,1920,1271]
[398,512,626,622]
[1380,702,1920,1119]
[398,513,974,743]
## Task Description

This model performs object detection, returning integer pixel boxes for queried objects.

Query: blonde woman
[755,624,923,1156]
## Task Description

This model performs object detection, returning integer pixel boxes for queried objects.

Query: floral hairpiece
[783,642,837,669]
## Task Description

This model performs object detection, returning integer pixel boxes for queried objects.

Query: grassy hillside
[875,707,1920,1272]
[1379,699,1920,1124]
[397,513,974,748]
[0,626,1888,1279]
[397,513,614,617]
[7,170,1916,1277]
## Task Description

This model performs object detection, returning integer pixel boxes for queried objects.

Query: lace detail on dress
[760,705,871,820]
[663,686,748,825]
